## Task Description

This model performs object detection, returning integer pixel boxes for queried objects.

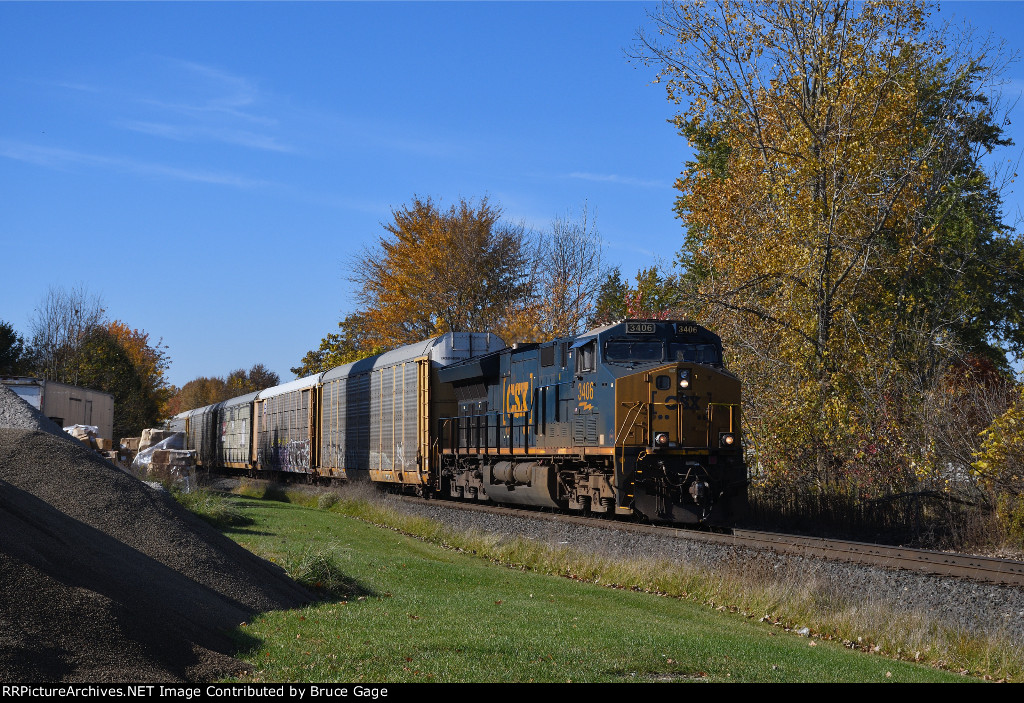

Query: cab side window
[577,340,596,373]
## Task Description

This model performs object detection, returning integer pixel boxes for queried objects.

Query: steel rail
[395,496,1024,587]
[727,529,1024,586]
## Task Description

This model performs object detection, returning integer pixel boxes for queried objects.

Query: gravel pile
[0,385,312,683]
[384,495,1024,645]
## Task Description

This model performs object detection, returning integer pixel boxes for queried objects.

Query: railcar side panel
[320,371,371,478]
[319,332,506,487]
[185,403,220,468]
[217,392,258,469]
[368,360,421,483]
[254,376,320,473]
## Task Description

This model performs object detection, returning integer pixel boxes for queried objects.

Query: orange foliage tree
[106,320,173,415]
[298,196,607,374]
[353,196,536,348]
[166,363,281,417]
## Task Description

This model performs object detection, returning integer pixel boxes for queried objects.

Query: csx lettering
[680,394,699,410]
[577,382,594,402]
[505,381,530,414]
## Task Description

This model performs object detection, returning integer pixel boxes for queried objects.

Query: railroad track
[394,495,1024,587]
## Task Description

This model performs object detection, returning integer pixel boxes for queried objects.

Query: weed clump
[171,486,252,528]
[317,492,339,510]
[288,545,367,599]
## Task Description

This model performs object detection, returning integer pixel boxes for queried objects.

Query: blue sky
[2,1,1023,389]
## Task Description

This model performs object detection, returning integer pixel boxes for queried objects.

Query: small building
[1,377,114,441]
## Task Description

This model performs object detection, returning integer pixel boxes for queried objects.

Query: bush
[288,545,365,599]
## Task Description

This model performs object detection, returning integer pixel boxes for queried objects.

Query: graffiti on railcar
[370,449,391,472]
[258,437,311,472]
[394,442,408,471]
[286,439,311,470]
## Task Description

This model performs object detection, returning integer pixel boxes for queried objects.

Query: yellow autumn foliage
[638,0,1020,524]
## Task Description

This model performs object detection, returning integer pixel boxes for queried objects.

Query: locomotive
[172,319,746,525]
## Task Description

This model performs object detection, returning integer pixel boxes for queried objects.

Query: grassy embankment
[178,483,1018,682]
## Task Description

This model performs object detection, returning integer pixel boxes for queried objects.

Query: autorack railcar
[316,332,505,486]
[176,331,505,481]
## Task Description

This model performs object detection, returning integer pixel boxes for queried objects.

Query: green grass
[214,490,973,683]
[169,485,252,528]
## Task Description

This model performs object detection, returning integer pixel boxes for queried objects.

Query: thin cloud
[52,81,102,94]
[118,120,295,153]
[118,58,289,151]
[135,96,278,127]
[0,139,272,188]
[605,237,657,260]
[568,171,668,189]
[152,58,270,120]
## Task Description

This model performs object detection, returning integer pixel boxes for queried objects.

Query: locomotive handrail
[613,401,648,492]
[705,402,739,447]
[614,401,647,450]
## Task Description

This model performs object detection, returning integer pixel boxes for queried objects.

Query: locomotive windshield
[668,342,721,365]
[604,339,664,363]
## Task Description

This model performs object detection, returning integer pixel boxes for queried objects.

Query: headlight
[654,432,670,447]
[719,432,736,448]
[678,369,691,389]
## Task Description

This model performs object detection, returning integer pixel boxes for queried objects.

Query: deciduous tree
[226,363,281,396]
[352,196,536,348]
[27,285,105,386]
[167,377,228,417]
[23,287,174,438]
[75,326,159,440]
[973,384,1024,543]
[635,0,1024,537]
[291,313,383,377]
[106,320,173,418]
[590,266,680,326]
[533,206,607,338]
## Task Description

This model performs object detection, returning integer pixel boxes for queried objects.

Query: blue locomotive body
[437,320,746,524]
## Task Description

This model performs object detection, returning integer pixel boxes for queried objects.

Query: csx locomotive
[173,319,746,525]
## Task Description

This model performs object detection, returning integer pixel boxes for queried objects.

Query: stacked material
[118,436,141,467]
[133,433,197,491]
[139,428,178,452]
[0,385,312,682]
[64,424,101,450]
[63,424,119,464]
